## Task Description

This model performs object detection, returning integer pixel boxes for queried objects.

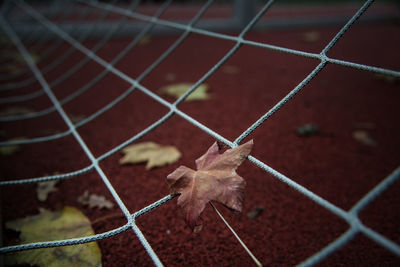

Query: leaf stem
[210,201,262,267]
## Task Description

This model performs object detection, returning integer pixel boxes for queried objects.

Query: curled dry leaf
[69,114,86,124]
[167,140,253,233]
[159,83,210,101]
[120,141,181,170]
[247,207,264,220]
[353,130,377,146]
[375,72,400,84]
[5,206,101,267]
[78,190,114,210]
[296,123,319,137]
[37,180,59,202]
[165,72,176,82]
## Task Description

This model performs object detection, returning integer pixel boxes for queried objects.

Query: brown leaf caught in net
[167,140,253,232]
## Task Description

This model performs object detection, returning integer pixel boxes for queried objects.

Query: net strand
[0,0,129,102]
[5,0,397,238]
[235,0,374,145]
[0,10,164,266]
[0,0,172,123]
[0,0,117,91]
[296,228,359,267]
[0,194,177,254]
[0,2,87,82]
[1,1,261,264]
[83,0,400,79]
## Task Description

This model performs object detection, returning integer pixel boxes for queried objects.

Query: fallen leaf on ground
[165,73,176,81]
[302,31,320,42]
[69,114,86,124]
[0,52,39,74]
[15,52,40,64]
[159,83,210,101]
[247,207,264,220]
[120,141,181,170]
[0,63,24,74]
[353,130,377,146]
[0,35,11,46]
[375,72,400,84]
[221,65,240,74]
[37,180,59,202]
[0,137,26,156]
[0,107,35,117]
[78,190,114,210]
[5,206,101,267]
[296,123,319,137]
[167,140,253,233]
[139,35,151,45]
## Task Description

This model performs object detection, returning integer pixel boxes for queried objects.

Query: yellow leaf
[120,141,181,170]
[159,83,210,101]
[5,206,102,267]
[15,52,40,64]
[0,137,26,156]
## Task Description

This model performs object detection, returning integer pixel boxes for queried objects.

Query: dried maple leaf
[159,83,210,101]
[120,141,181,170]
[167,140,253,232]
[78,190,114,210]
